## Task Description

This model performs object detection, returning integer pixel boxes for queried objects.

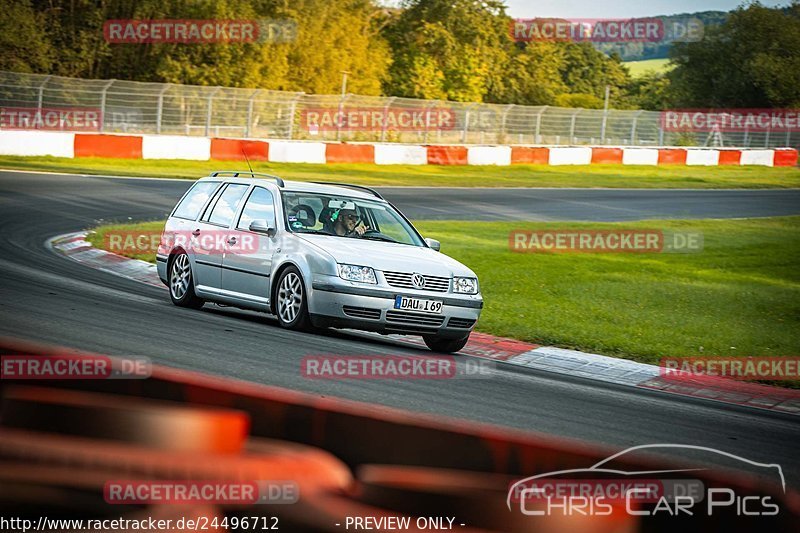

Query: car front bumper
[308,275,482,339]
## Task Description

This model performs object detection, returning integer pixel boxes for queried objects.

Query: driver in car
[331,207,369,237]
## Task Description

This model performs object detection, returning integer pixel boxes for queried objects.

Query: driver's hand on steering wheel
[354,222,369,236]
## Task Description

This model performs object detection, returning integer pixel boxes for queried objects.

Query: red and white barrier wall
[0,131,796,166]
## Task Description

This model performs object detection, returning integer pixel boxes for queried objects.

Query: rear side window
[204,183,250,227]
[172,181,219,220]
[237,187,276,230]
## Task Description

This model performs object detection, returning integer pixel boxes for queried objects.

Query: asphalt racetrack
[1,169,799,490]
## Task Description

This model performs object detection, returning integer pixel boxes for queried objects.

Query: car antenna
[242,145,255,177]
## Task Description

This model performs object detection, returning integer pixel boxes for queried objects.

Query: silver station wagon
[156,172,483,353]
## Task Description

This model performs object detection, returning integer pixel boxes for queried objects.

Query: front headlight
[453,277,478,294]
[337,264,377,284]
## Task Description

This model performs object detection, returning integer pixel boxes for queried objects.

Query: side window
[203,183,249,227]
[172,181,219,220]
[237,187,276,230]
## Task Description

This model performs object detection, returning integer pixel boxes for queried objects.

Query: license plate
[394,296,443,314]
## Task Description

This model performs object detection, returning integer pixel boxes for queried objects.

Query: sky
[502,0,790,18]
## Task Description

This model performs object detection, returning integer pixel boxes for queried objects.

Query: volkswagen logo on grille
[411,273,426,289]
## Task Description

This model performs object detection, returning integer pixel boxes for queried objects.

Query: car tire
[423,334,470,354]
[169,251,204,309]
[275,266,312,331]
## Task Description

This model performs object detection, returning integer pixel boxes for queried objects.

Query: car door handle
[191,229,201,236]
[227,237,237,245]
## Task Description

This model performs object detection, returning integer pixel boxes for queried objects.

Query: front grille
[343,306,381,320]
[447,317,476,329]
[383,271,450,292]
[386,310,445,328]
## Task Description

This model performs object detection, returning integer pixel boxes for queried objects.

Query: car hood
[295,234,477,278]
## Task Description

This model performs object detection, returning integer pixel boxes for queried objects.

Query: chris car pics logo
[507,444,783,518]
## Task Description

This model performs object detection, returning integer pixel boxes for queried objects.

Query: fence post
[99,79,115,132]
[461,104,473,143]
[156,84,170,134]
[534,106,547,144]
[423,101,437,144]
[630,110,643,145]
[380,96,396,143]
[245,89,260,138]
[287,92,303,140]
[36,75,52,114]
[499,104,514,144]
[336,93,349,142]
[765,121,771,148]
[205,87,221,137]
[569,109,581,144]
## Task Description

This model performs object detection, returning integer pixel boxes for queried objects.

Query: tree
[0,0,54,73]
[383,0,511,102]
[558,44,631,104]
[490,42,567,105]
[669,2,800,107]
[626,72,673,110]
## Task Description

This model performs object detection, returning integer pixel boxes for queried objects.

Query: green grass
[2,155,800,189]
[85,221,167,263]
[86,217,800,364]
[624,58,673,78]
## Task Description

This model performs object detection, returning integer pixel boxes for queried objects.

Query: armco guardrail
[0,130,796,166]
[1,70,797,149]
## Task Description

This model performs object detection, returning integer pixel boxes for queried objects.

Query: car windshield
[281,191,425,246]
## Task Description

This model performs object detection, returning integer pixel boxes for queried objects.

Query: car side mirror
[249,219,276,237]
[425,238,440,251]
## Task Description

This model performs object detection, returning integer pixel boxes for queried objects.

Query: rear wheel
[169,252,204,309]
[275,266,311,330]
[423,334,470,354]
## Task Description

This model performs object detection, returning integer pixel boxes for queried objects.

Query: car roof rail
[311,181,384,200]
[209,171,285,188]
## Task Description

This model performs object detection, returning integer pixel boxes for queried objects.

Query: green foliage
[625,71,673,111]
[6,1,798,112]
[0,0,54,72]
[16,0,389,92]
[554,93,603,109]
[669,3,800,107]
[382,0,511,102]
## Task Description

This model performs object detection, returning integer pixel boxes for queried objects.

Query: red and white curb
[48,232,800,415]
[47,232,163,289]
[2,130,797,167]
